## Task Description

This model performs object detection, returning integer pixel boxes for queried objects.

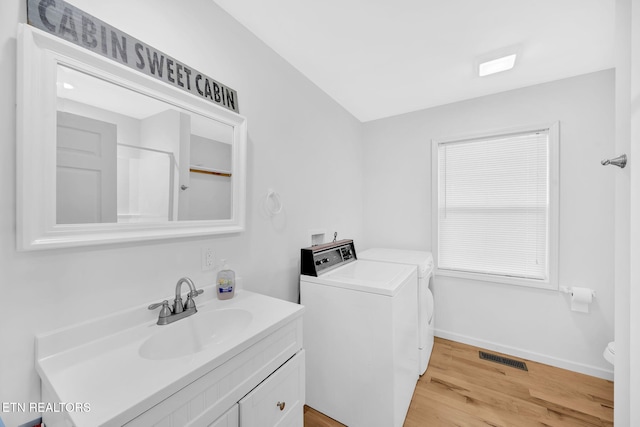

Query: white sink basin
[139,308,253,360]
[35,288,304,427]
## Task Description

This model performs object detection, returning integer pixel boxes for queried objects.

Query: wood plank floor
[304,337,613,426]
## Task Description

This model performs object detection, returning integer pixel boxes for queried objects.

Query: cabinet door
[208,404,239,427]
[239,350,305,427]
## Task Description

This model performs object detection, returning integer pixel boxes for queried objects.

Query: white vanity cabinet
[208,405,238,427]
[36,289,305,427]
[239,350,305,427]
[206,350,305,427]
[124,320,304,427]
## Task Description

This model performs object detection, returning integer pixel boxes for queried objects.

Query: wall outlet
[309,229,326,246]
[201,247,215,271]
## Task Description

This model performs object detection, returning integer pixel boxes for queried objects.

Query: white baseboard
[435,329,614,381]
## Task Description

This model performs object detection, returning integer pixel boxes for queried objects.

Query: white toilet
[603,341,615,365]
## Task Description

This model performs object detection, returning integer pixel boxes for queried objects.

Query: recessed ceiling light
[63,82,74,90]
[478,54,517,77]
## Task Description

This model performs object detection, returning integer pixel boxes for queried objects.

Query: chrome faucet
[174,277,199,313]
[148,277,204,325]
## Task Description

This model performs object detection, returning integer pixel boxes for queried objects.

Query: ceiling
[212,0,615,122]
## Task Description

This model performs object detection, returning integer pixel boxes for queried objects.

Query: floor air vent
[479,351,528,371]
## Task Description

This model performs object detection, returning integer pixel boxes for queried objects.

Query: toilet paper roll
[570,287,593,313]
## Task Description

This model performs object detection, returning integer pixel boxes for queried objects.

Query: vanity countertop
[35,288,304,426]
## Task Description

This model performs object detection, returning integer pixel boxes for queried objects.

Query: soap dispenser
[216,260,235,300]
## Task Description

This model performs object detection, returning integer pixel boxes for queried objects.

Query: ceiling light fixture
[478,54,517,77]
[63,82,74,90]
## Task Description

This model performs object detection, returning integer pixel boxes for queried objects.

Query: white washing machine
[358,248,435,375]
[300,240,418,427]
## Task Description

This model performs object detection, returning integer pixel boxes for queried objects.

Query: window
[432,123,559,289]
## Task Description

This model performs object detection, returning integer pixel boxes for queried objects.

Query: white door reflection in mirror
[56,64,234,224]
[56,111,117,224]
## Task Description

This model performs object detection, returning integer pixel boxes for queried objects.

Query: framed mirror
[17,25,247,250]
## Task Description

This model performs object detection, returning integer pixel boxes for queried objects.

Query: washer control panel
[301,239,357,276]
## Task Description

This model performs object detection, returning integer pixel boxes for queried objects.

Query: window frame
[431,122,560,290]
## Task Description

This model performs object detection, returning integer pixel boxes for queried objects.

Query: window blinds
[437,130,549,280]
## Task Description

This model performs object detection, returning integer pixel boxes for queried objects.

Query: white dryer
[300,240,418,427]
[358,248,435,375]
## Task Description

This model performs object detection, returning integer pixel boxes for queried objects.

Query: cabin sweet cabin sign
[27,0,240,113]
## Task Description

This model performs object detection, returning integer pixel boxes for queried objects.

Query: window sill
[435,267,557,291]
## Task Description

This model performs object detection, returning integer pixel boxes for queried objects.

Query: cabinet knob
[276,401,286,411]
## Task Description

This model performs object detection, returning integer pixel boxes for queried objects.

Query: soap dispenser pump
[216,260,235,300]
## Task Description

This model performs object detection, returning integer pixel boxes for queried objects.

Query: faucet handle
[184,294,197,311]
[189,289,204,298]
[184,289,204,310]
[148,300,172,319]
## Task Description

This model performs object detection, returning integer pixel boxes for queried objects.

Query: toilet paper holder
[559,286,596,298]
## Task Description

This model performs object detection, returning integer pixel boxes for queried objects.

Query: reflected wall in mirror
[17,25,247,250]
[55,65,234,224]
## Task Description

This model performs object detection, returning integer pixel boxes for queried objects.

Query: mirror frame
[16,24,247,251]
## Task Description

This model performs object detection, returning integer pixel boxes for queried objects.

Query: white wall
[615,0,640,423]
[614,0,631,423]
[629,0,640,420]
[362,70,616,378]
[59,99,143,146]
[0,0,363,425]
